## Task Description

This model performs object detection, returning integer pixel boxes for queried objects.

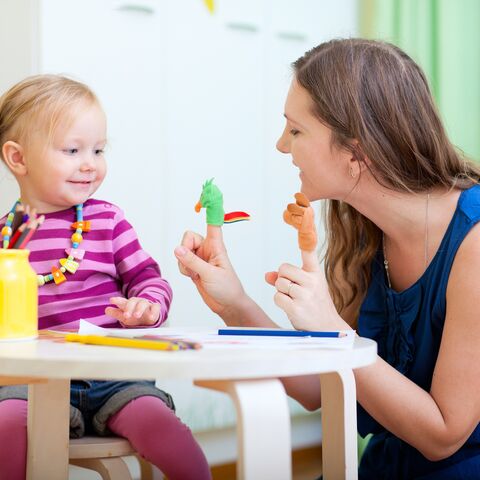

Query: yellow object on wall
[0,249,38,341]
[203,0,214,14]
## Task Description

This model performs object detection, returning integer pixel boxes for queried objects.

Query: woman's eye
[63,148,78,155]
[290,129,300,136]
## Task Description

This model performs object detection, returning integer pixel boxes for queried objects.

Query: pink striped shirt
[1,199,172,330]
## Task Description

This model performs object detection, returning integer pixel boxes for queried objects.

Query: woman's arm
[175,227,323,409]
[355,224,480,460]
[274,225,480,460]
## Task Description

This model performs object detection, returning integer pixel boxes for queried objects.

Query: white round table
[0,333,377,480]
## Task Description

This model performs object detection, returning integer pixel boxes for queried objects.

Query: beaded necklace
[1,200,90,287]
[1,199,21,248]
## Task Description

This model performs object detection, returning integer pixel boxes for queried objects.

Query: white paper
[77,320,355,350]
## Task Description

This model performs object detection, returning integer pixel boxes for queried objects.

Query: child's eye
[94,149,104,155]
[290,129,300,136]
[63,148,78,155]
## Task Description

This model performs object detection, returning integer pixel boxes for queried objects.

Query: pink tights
[0,396,211,480]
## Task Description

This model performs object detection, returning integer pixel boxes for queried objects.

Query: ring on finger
[287,281,295,297]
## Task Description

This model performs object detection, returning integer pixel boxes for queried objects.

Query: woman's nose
[276,129,290,154]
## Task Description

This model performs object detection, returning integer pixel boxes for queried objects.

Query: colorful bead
[52,266,67,285]
[71,232,83,244]
[4,201,88,286]
[66,248,85,260]
[1,226,12,237]
[59,258,79,274]
[0,199,20,248]
[71,221,91,232]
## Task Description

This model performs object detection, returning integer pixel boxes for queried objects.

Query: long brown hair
[293,39,480,324]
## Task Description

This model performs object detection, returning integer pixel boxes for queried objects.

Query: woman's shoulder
[458,184,480,221]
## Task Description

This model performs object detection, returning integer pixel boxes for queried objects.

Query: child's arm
[105,206,173,327]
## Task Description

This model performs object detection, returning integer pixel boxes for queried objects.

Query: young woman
[175,39,480,479]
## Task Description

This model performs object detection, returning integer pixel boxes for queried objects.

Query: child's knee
[108,395,183,438]
[0,399,28,436]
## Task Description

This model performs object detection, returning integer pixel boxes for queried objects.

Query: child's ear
[2,141,27,176]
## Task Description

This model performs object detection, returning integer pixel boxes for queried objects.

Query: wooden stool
[70,436,155,480]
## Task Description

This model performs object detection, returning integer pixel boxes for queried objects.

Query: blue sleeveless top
[358,185,480,480]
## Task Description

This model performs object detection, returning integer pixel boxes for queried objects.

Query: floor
[210,446,323,480]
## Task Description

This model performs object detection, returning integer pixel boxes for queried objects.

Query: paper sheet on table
[77,320,355,350]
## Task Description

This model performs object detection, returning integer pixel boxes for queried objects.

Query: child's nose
[80,154,96,171]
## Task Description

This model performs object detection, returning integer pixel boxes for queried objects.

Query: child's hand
[105,297,160,327]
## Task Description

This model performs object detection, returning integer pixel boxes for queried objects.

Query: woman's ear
[2,141,27,176]
[348,142,370,178]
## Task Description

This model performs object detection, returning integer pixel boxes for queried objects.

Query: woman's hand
[266,249,348,331]
[105,297,160,327]
[175,225,247,317]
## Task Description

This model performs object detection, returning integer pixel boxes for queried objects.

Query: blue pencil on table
[217,328,347,338]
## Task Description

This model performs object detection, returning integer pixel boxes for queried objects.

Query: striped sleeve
[111,206,173,326]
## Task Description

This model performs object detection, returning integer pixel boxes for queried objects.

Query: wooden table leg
[319,369,358,480]
[26,379,70,480]
[196,379,292,480]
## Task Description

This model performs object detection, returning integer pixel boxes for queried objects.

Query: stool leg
[70,458,132,480]
[136,454,159,480]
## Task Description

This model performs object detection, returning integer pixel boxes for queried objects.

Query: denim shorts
[71,379,175,435]
[0,380,174,437]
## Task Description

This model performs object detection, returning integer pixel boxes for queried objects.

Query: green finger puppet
[195,179,250,226]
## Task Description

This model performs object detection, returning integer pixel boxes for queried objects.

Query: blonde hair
[293,39,480,326]
[0,74,99,161]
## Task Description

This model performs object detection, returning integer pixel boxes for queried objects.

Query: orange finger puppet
[283,192,318,251]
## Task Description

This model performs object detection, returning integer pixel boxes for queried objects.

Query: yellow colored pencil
[65,333,181,351]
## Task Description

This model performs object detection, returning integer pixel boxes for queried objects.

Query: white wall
[0,0,358,456]
[1,0,357,330]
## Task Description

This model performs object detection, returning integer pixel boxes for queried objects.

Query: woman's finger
[301,249,320,273]
[206,224,223,241]
[181,230,204,251]
[273,291,293,311]
[174,246,214,278]
[265,271,278,286]
[275,276,294,295]
[179,263,200,280]
[277,263,310,285]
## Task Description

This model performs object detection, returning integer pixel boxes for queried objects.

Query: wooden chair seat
[69,436,155,480]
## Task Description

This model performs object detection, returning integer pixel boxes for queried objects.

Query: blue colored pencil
[217,328,347,338]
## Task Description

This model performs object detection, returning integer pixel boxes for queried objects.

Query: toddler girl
[0,74,211,480]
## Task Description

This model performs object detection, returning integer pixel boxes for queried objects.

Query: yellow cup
[0,249,38,341]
